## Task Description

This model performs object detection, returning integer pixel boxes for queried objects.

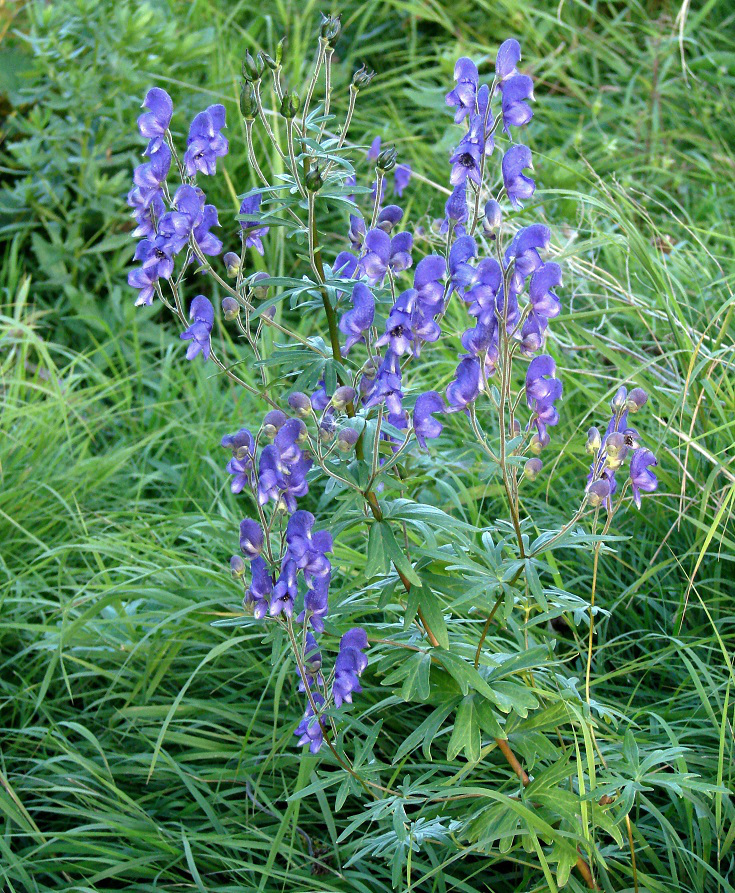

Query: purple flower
[449,132,483,187]
[464,257,502,323]
[442,183,468,233]
[295,691,326,753]
[461,318,500,376]
[500,74,534,134]
[520,311,547,356]
[376,296,415,357]
[183,104,228,177]
[298,632,324,692]
[245,556,273,618]
[359,229,413,285]
[389,231,413,274]
[257,421,312,512]
[363,352,404,417]
[192,203,222,256]
[529,262,562,319]
[239,193,270,255]
[180,295,214,361]
[270,559,298,618]
[348,214,366,250]
[137,87,173,151]
[127,186,165,239]
[414,255,446,317]
[526,354,562,444]
[222,427,256,493]
[376,205,404,233]
[334,250,359,279]
[127,264,158,307]
[496,39,521,82]
[446,357,481,412]
[132,236,175,281]
[630,449,658,509]
[505,224,551,289]
[448,235,477,296]
[133,142,171,190]
[414,391,444,448]
[332,628,368,708]
[339,282,375,353]
[394,163,412,197]
[286,511,332,579]
[239,519,264,559]
[502,144,535,209]
[360,229,390,284]
[446,57,479,123]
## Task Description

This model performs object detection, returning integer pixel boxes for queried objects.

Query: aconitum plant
[128,18,661,890]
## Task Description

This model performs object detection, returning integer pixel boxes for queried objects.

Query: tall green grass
[1,0,733,890]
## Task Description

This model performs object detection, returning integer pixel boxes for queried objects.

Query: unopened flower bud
[276,36,287,65]
[304,166,324,193]
[293,418,308,443]
[352,64,375,90]
[280,90,300,118]
[239,519,264,560]
[587,479,611,507]
[604,432,628,469]
[524,457,543,480]
[223,252,241,277]
[626,387,648,412]
[250,271,269,300]
[262,409,287,437]
[337,428,359,452]
[319,13,341,44]
[483,199,502,234]
[529,429,550,455]
[331,385,356,410]
[261,51,277,71]
[512,419,521,437]
[585,426,602,455]
[230,555,246,578]
[376,146,397,172]
[239,83,258,120]
[319,415,337,442]
[611,385,628,410]
[242,51,264,82]
[288,392,312,417]
[221,296,240,320]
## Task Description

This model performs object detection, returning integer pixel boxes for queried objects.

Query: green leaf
[417,586,449,649]
[447,695,481,762]
[400,652,432,702]
[380,523,422,586]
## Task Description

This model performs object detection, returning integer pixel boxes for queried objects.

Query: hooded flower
[332,628,369,708]
[414,391,444,448]
[133,142,171,191]
[502,144,535,209]
[526,354,562,444]
[180,295,215,361]
[294,692,326,753]
[223,427,256,493]
[630,448,658,508]
[339,282,375,353]
[500,74,534,134]
[442,182,468,233]
[496,39,521,82]
[445,57,479,123]
[446,357,482,412]
[137,87,173,151]
[244,556,273,619]
[239,193,270,255]
[183,104,228,177]
[413,255,446,317]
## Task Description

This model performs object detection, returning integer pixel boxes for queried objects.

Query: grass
[1,0,734,890]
